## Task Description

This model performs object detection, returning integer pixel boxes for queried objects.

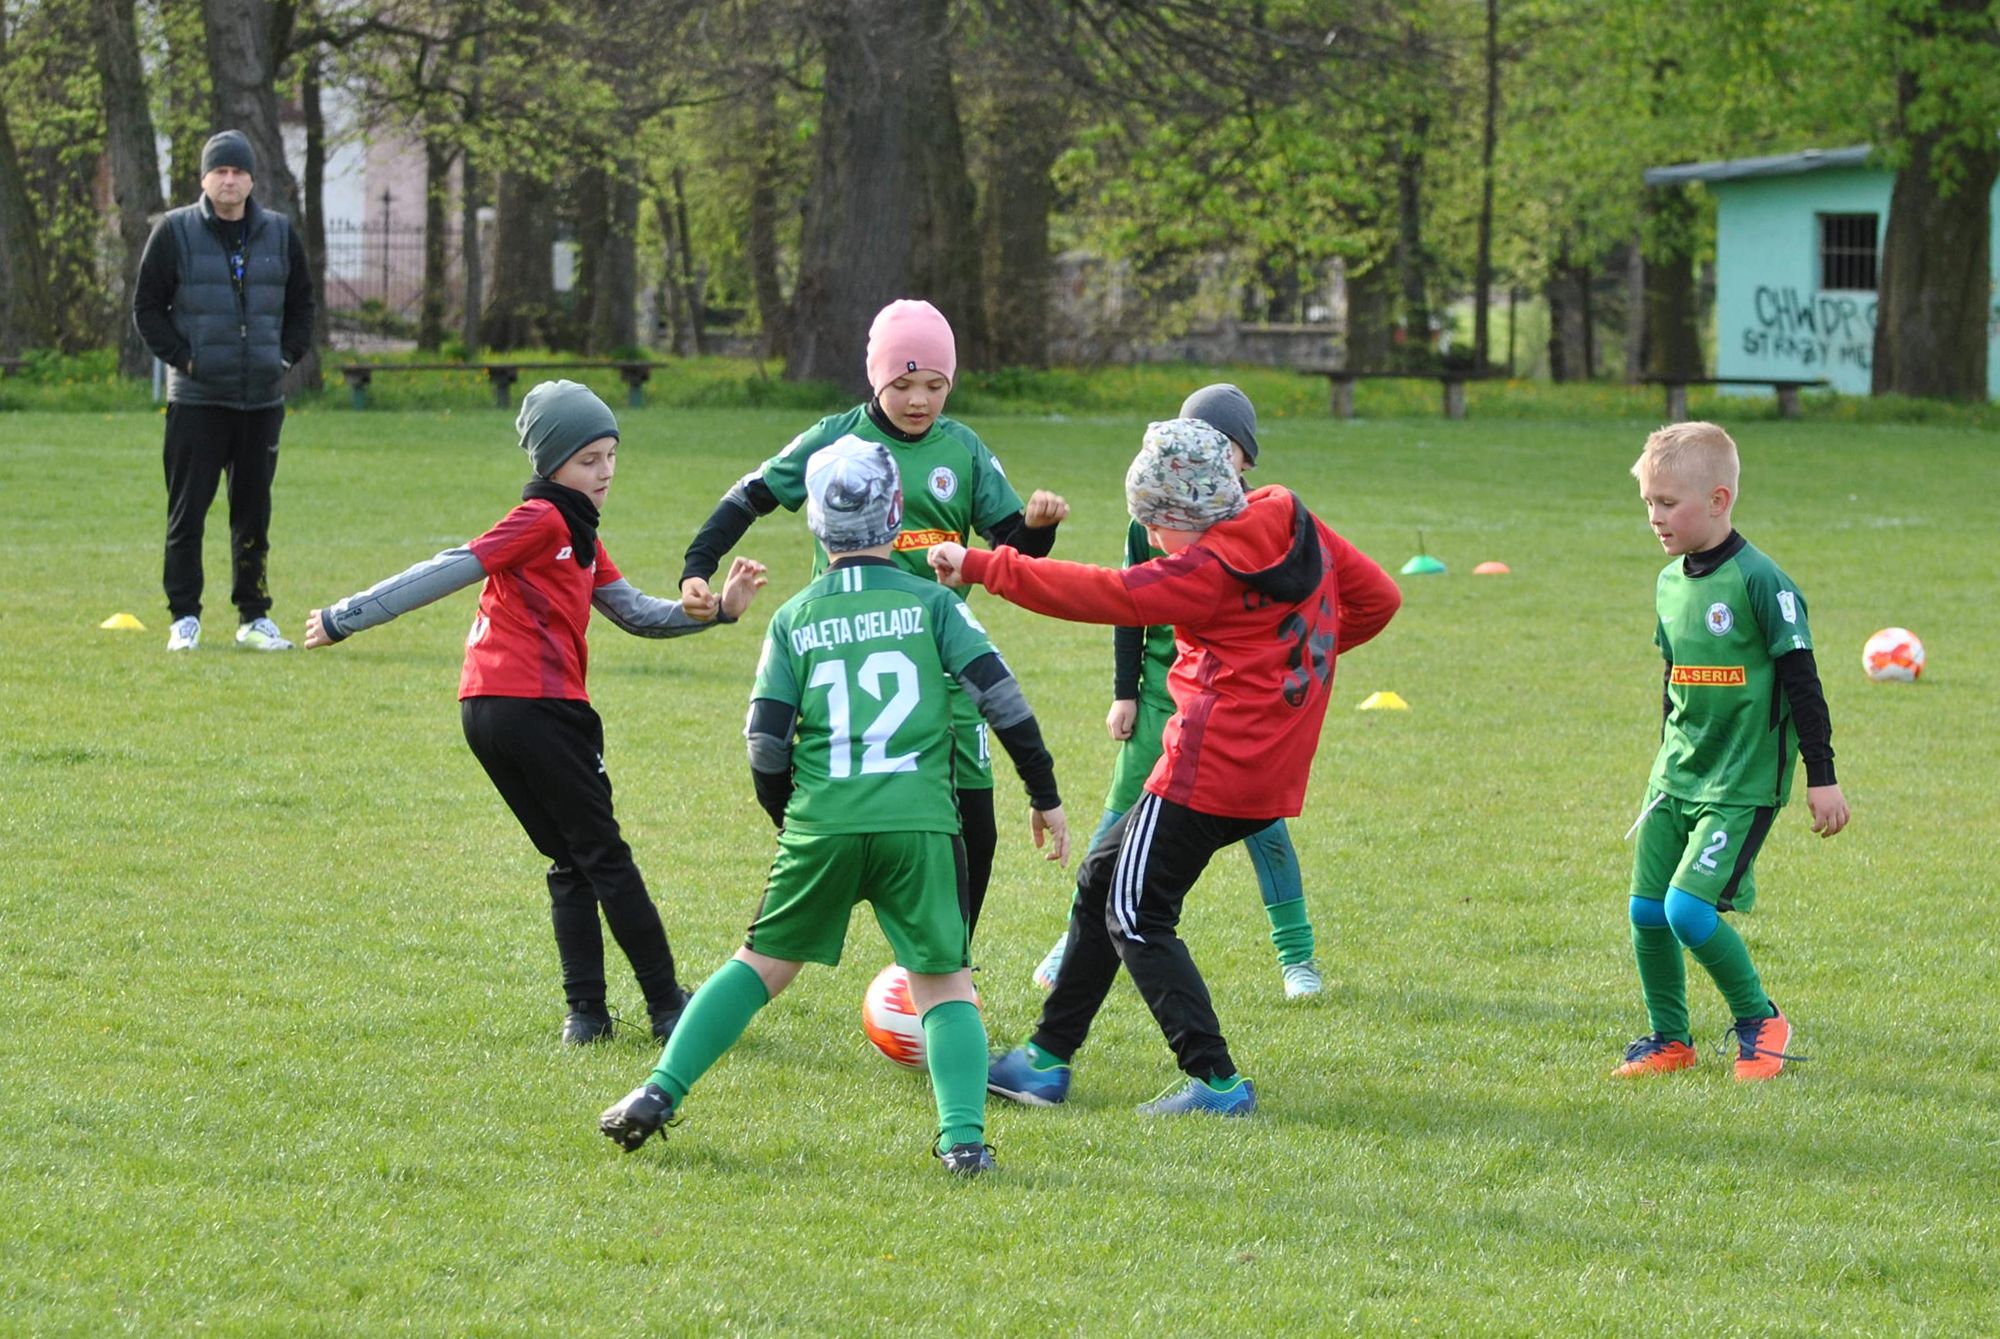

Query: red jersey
[960,486,1400,819]
[460,500,621,701]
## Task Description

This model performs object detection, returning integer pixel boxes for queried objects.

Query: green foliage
[3,408,1997,1331]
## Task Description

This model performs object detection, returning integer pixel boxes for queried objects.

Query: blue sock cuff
[1664,887,1719,947]
[1628,895,1668,929]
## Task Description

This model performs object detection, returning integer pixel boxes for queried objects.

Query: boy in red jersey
[304,380,768,1045]
[930,418,1400,1115]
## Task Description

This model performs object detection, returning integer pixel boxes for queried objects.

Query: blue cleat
[1136,1076,1257,1117]
[987,1046,1071,1106]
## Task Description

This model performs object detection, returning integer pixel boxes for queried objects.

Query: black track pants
[162,402,284,621]
[461,696,679,1012]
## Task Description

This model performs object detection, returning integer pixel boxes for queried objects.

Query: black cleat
[561,1007,615,1046]
[648,987,692,1043]
[600,1082,676,1151]
[936,1142,997,1177]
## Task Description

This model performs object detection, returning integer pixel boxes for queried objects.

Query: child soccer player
[675,299,1067,938]
[1615,421,1848,1081]
[1031,384,1326,1000]
[931,419,1401,1116]
[599,437,1068,1176]
[304,380,768,1045]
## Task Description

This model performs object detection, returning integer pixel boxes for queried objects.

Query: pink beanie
[866,299,957,393]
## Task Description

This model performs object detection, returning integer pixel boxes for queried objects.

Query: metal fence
[322,220,455,328]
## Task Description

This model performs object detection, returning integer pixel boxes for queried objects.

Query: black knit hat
[200,130,256,177]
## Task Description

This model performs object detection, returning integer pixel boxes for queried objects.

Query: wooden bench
[1297,366,1496,420]
[1646,376,1830,422]
[337,360,667,410]
[0,357,26,376]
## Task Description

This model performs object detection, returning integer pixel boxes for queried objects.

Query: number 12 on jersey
[808,650,922,778]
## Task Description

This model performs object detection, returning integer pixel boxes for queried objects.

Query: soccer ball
[1862,627,1925,682]
[861,964,978,1068]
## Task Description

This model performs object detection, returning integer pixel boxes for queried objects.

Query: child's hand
[303,609,332,649]
[1806,783,1849,837]
[680,576,719,623]
[928,542,969,588]
[719,557,769,620]
[1105,699,1137,740]
[1024,490,1069,528]
[1031,804,1070,867]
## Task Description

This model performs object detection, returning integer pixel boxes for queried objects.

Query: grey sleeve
[744,697,798,774]
[321,547,486,642]
[591,579,717,639]
[957,650,1033,729]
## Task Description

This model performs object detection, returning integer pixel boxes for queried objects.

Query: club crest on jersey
[1705,602,1734,635]
[928,467,958,501]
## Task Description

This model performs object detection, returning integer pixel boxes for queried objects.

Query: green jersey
[1124,520,1178,707]
[1648,535,1813,808]
[759,407,1025,591]
[753,562,1000,834]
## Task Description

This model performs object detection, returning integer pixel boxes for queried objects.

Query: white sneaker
[1280,959,1323,1000]
[166,616,201,651]
[1031,934,1067,992]
[236,616,295,651]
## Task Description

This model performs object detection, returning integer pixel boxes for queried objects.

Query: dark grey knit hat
[200,130,256,177]
[1178,383,1260,465]
[517,380,619,477]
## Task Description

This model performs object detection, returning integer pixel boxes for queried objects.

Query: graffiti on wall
[1740,286,1876,370]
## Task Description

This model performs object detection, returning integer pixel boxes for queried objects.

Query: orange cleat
[1726,1005,1800,1081]
[1612,1033,1698,1077]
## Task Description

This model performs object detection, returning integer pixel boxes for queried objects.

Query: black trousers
[1032,792,1271,1081]
[162,402,285,621]
[461,696,679,1012]
[957,786,996,939]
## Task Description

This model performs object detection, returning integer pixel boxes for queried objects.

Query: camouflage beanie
[1125,418,1247,531]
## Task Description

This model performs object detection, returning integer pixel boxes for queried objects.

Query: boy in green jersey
[1616,421,1849,1082]
[602,437,1069,1175]
[676,300,1067,942]
[1030,385,1324,1000]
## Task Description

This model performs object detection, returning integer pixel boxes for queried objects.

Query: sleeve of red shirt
[1327,529,1401,652]
[467,500,559,571]
[960,545,1226,627]
[593,542,622,587]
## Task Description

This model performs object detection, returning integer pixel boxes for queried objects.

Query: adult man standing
[134,128,313,652]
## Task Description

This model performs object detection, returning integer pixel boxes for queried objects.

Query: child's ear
[1710,483,1733,514]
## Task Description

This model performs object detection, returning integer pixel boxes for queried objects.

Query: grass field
[2,402,1996,1335]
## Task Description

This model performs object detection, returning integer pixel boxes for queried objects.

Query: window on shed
[1818,213,1879,291]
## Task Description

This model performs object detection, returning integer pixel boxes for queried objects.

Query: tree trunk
[1545,247,1589,382]
[480,169,557,351]
[459,28,484,355]
[1624,235,1645,383]
[1872,70,1999,398]
[419,136,452,352]
[300,46,329,380]
[201,0,301,220]
[1473,0,1498,371]
[1393,109,1431,355]
[1643,185,1703,379]
[790,0,983,393]
[0,46,53,354]
[652,190,690,355]
[578,159,638,354]
[573,165,607,352]
[90,0,167,376]
[983,49,1064,368]
[160,0,209,205]
[1343,260,1393,369]
[747,76,790,361]
[671,164,705,356]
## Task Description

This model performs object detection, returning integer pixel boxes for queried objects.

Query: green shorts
[1629,790,1777,913]
[1103,693,1173,814]
[949,681,993,791]
[745,829,970,972]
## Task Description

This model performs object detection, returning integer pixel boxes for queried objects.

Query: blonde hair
[1632,421,1739,494]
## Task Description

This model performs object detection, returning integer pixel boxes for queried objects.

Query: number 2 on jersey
[808,651,921,778]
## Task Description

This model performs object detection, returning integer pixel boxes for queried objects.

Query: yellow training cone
[99,612,147,631]
[1357,691,1409,711]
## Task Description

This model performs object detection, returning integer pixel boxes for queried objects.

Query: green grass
[1,404,1996,1334]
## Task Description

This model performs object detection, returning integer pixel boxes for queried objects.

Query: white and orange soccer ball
[861,964,979,1068]
[1862,627,1925,682]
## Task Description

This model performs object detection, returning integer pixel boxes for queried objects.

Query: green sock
[1632,922,1691,1044]
[1023,1040,1068,1070]
[1265,897,1315,967]
[922,1000,988,1152]
[1685,916,1771,1021]
[647,958,770,1104]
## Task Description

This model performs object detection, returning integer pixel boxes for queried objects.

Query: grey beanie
[806,435,904,552]
[1125,418,1248,532]
[1178,383,1260,465]
[200,130,256,177]
[517,379,619,477]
